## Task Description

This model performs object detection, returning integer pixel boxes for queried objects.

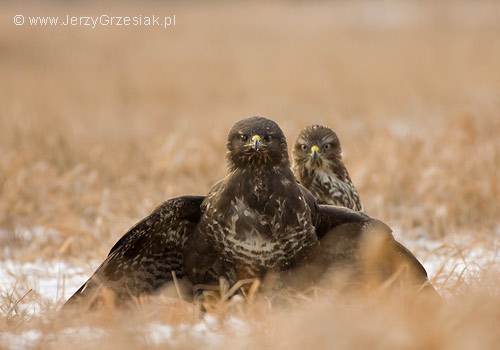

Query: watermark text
[14,14,176,29]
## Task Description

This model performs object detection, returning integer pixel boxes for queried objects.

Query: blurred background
[1,0,499,259]
[1,1,500,348]
[2,0,500,260]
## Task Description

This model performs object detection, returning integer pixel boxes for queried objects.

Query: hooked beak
[310,145,320,161]
[251,135,261,150]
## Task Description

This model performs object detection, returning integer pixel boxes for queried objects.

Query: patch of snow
[1,230,500,348]
[146,323,174,345]
[0,330,42,350]
[179,315,222,345]
[0,315,249,350]
[144,316,246,347]
[59,326,109,340]
[0,259,94,304]
[395,230,500,294]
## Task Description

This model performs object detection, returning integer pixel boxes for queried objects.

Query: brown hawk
[64,117,435,309]
[292,125,363,211]
[197,117,373,284]
[292,125,438,295]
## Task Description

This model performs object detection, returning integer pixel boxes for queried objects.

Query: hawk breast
[200,167,318,279]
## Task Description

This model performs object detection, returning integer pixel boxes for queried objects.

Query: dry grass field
[1,0,500,348]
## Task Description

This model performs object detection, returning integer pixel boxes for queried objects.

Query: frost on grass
[1,232,500,349]
[0,329,42,350]
[0,259,91,307]
[394,228,500,294]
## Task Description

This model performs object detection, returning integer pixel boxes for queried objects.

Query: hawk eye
[323,144,331,150]
[239,134,249,142]
[264,135,272,143]
[300,144,308,151]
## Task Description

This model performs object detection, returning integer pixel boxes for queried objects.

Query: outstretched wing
[306,193,436,294]
[63,195,205,309]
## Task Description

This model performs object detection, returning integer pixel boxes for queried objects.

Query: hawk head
[292,125,342,171]
[227,116,289,170]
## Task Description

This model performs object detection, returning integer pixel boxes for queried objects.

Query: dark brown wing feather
[311,200,372,238]
[308,203,437,295]
[63,195,207,308]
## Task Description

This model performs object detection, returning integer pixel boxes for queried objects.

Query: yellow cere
[252,135,262,143]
